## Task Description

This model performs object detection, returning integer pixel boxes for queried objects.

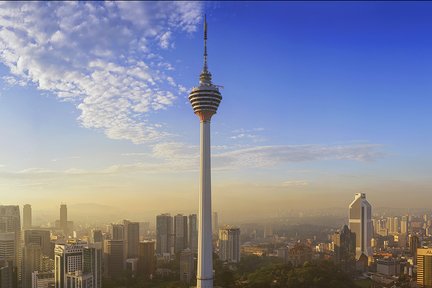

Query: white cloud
[0,2,202,143]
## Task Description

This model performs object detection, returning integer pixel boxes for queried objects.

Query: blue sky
[0,2,431,220]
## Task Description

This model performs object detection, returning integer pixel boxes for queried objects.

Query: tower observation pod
[188,15,222,288]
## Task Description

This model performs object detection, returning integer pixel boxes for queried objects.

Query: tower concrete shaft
[188,15,222,288]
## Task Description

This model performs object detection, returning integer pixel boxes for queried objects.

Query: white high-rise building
[188,16,222,288]
[349,193,372,259]
[218,227,240,263]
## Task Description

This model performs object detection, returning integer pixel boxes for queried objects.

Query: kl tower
[189,16,222,288]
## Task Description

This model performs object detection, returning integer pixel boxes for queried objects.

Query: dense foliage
[102,255,360,288]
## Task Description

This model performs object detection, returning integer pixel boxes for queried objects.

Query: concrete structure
[218,227,240,263]
[417,248,432,287]
[23,204,32,230]
[180,248,194,284]
[188,16,222,288]
[156,214,173,256]
[174,215,188,253]
[138,241,155,278]
[349,193,372,259]
[188,214,198,253]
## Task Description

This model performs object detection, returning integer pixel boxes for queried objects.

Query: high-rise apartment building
[188,214,198,253]
[54,242,101,288]
[156,214,173,256]
[218,227,240,263]
[417,248,432,287]
[174,215,188,254]
[123,220,139,259]
[349,193,372,259]
[138,241,155,278]
[23,204,32,230]
[59,205,67,237]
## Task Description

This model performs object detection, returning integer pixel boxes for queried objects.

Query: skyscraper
[417,248,432,287]
[332,225,356,273]
[174,214,188,254]
[23,229,52,288]
[138,241,155,278]
[123,220,140,259]
[218,227,240,263]
[156,214,173,256]
[212,212,218,235]
[349,193,372,260]
[59,204,67,237]
[103,240,123,279]
[0,205,21,284]
[401,215,409,235]
[23,204,32,230]
[188,16,222,288]
[188,214,198,253]
[91,230,103,244]
[110,224,124,241]
[180,248,194,284]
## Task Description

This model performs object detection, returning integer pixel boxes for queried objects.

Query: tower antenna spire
[203,14,208,72]
[200,14,212,84]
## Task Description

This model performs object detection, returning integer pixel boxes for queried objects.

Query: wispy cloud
[0,2,202,143]
[281,180,309,187]
[230,128,266,143]
[0,143,384,179]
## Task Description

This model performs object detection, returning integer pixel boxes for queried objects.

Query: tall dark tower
[188,16,222,288]
[60,204,67,237]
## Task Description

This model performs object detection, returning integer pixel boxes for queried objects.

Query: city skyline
[1,2,432,217]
